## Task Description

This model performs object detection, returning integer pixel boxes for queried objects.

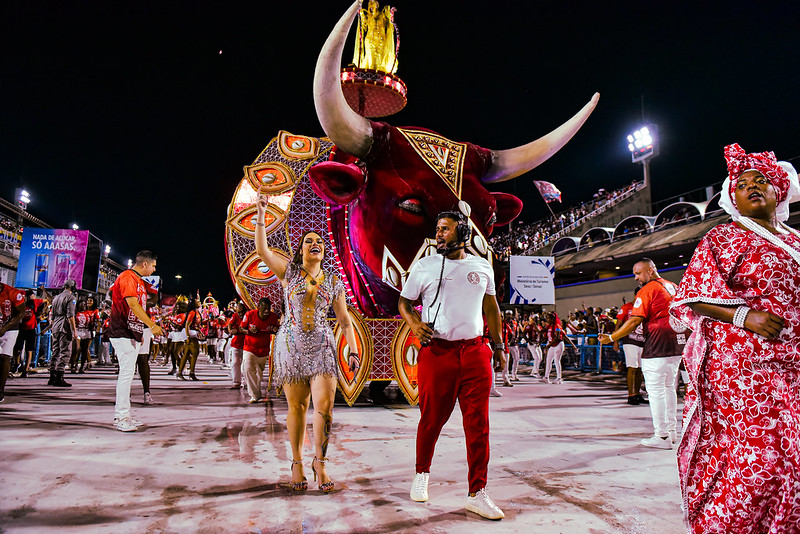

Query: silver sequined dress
[273,262,344,386]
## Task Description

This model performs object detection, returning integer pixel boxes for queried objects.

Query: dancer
[253,187,360,493]
[540,312,565,384]
[613,288,646,405]
[107,251,164,432]
[226,301,247,389]
[177,297,201,381]
[74,296,99,373]
[241,297,279,404]
[670,144,800,532]
[526,314,543,378]
[0,282,26,403]
[399,206,505,520]
[165,298,187,374]
[12,289,46,377]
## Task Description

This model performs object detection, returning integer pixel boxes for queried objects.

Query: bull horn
[313,0,374,159]
[483,93,600,183]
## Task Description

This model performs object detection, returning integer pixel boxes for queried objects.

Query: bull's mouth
[398,198,425,216]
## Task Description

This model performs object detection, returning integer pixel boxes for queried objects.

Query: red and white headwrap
[719,143,800,223]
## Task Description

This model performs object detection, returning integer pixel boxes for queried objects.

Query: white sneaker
[540,377,551,384]
[465,489,504,520]
[115,417,139,432]
[115,415,143,426]
[489,388,502,398]
[554,378,563,384]
[640,435,672,449]
[410,472,429,502]
[143,393,154,405]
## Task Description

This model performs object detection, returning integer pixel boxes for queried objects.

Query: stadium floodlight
[15,188,31,210]
[104,244,111,256]
[71,223,79,230]
[626,124,659,163]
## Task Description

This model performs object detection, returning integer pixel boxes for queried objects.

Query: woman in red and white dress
[670,144,800,533]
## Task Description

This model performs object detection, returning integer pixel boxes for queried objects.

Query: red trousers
[416,337,493,493]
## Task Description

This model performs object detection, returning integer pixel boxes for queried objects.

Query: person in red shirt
[12,289,45,377]
[613,288,647,405]
[241,297,280,404]
[73,296,100,373]
[107,251,164,432]
[177,297,202,380]
[0,282,27,403]
[226,301,247,389]
[600,258,686,448]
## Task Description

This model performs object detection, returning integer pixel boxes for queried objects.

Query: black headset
[436,210,471,244]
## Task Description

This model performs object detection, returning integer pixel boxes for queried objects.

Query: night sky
[3,1,798,301]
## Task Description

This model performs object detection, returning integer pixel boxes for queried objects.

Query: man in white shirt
[399,207,506,520]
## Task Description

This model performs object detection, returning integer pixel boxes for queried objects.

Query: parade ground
[1,362,685,533]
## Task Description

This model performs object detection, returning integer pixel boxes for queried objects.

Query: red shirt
[76,309,100,330]
[107,270,151,342]
[241,309,279,357]
[631,277,685,358]
[170,312,186,332]
[20,297,44,330]
[227,313,245,350]
[616,301,645,347]
[0,284,26,329]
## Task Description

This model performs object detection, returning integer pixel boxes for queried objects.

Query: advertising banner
[15,229,91,289]
[509,256,555,305]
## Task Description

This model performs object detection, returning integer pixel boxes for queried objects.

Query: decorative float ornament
[225,0,599,404]
[341,0,406,117]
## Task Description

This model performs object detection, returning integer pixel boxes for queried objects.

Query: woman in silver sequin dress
[254,188,360,493]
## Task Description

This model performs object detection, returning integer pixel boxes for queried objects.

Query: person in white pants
[541,312,564,384]
[599,258,686,449]
[226,302,247,389]
[106,251,165,432]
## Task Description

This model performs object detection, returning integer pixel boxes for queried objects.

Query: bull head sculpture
[308,1,599,317]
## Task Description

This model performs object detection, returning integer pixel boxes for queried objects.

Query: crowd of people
[1,144,799,530]
[489,181,641,260]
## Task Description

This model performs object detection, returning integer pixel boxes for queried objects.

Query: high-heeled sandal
[290,460,308,492]
[312,456,334,493]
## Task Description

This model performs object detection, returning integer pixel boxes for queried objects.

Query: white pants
[528,343,543,375]
[544,342,564,380]
[229,347,243,386]
[111,337,142,420]
[508,345,520,378]
[623,344,643,368]
[0,330,19,356]
[641,356,681,436]
[99,341,111,364]
[243,350,267,401]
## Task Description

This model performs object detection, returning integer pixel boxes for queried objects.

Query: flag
[533,180,562,203]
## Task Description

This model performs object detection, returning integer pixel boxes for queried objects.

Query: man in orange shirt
[241,297,280,404]
[107,251,165,432]
[600,258,686,448]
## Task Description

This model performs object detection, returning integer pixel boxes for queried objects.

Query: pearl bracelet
[732,306,750,329]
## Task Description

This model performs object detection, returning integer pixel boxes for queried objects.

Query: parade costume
[272,262,344,386]
[670,145,800,532]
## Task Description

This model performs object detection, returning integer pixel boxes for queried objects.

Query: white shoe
[410,472,429,502]
[554,378,563,384]
[531,373,541,379]
[640,435,672,449]
[489,389,502,397]
[115,415,142,426]
[465,489,504,520]
[539,378,550,384]
[502,380,513,387]
[143,393,154,405]
[114,417,139,432]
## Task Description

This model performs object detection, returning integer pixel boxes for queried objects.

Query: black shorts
[13,329,37,353]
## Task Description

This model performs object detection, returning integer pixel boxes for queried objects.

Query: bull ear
[308,160,366,205]
[492,192,523,227]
